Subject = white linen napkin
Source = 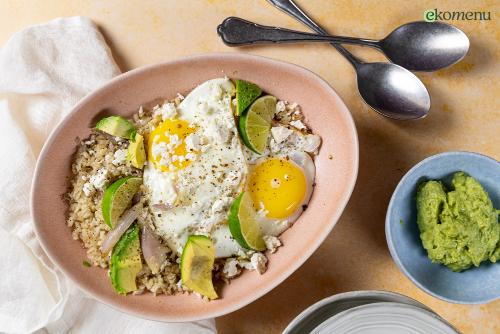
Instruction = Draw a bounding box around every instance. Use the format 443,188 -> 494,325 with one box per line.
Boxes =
0,16 -> 216,334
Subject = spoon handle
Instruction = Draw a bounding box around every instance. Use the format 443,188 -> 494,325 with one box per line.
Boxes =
267,0 -> 361,67
218,17 -> 379,48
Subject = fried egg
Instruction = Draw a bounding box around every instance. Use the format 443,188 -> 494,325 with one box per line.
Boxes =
248,151 -> 315,236
144,78 -> 247,258
144,78 -> 320,259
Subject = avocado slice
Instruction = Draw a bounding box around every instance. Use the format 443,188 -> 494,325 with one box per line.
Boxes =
181,235 -> 218,299
110,224 -> 142,295
235,79 -> 262,116
127,133 -> 146,169
96,115 -> 136,139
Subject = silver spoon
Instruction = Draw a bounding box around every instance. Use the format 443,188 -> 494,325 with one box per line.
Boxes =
218,17 -> 469,72
263,0 -> 431,120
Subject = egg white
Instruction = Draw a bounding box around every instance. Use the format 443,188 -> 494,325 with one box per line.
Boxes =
144,79 -> 319,259
144,78 -> 247,258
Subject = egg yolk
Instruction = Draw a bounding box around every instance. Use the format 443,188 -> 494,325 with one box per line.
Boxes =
248,158 -> 307,219
148,119 -> 196,172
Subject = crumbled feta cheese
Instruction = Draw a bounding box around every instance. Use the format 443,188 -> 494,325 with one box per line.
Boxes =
211,197 -> 232,214
223,258 -> 241,278
185,152 -> 197,161
290,120 -> 306,130
204,120 -> 230,144
263,235 -> 282,253
89,168 -> 108,190
301,134 -> 321,153
158,154 -> 172,168
185,133 -> 201,151
250,253 -> 268,274
276,100 -> 286,113
256,202 -> 269,218
269,138 -> 281,154
152,141 -> 166,158
154,102 -> 177,121
82,182 -> 94,196
112,149 -> 127,166
223,170 -> 241,188
271,126 -> 293,144
171,155 -> 185,163
238,260 -> 253,270
168,134 -> 181,147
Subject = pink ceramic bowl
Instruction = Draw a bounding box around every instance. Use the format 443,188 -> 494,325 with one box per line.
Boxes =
31,53 -> 358,322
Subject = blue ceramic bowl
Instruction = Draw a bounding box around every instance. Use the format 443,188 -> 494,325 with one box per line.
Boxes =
386,151 -> 500,304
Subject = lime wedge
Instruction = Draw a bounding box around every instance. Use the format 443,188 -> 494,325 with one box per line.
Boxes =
102,176 -> 142,228
110,224 -> 142,295
181,235 -> 218,299
228,192 -> 266,251
238,95 -> 276,154
235,79 -> 262,116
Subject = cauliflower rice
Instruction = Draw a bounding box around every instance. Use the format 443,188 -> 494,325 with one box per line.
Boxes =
66,93 -> 317,296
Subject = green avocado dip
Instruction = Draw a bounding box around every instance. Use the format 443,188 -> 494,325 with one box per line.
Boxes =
416,172 -> 500,272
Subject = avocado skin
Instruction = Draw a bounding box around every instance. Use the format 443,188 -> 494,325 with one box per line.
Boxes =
110,224 -> 142,295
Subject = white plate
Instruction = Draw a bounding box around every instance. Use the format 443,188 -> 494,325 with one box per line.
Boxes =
283,290 -> 433,334
311,302 -> 458,334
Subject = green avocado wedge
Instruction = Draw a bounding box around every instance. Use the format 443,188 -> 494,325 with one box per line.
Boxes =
110,224 -> 142,295
180,235 -> 218,299
127,133 -> 146,169
96,115 -> 136,139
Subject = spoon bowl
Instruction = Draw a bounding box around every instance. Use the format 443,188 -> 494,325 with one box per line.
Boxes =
381,21 -> 470,72
356,62 -> 430,120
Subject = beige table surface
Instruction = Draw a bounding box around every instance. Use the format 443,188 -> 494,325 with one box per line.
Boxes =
1,0 -> 498,333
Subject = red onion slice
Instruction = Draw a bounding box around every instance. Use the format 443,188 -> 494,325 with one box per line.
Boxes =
141,225 -> 168,274
100,204 -> 141,254
151,203 -> 172,211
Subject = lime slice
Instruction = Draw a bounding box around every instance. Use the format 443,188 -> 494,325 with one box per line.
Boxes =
228,192 -> 266,251
181,235 -> 218,299
235,79 -> 262,116
110,224 -> 142,295
102,176 -> 142,228
238,95 -> 276,154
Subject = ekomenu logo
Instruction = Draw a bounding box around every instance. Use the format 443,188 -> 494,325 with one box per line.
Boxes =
424,9 -> 492,22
